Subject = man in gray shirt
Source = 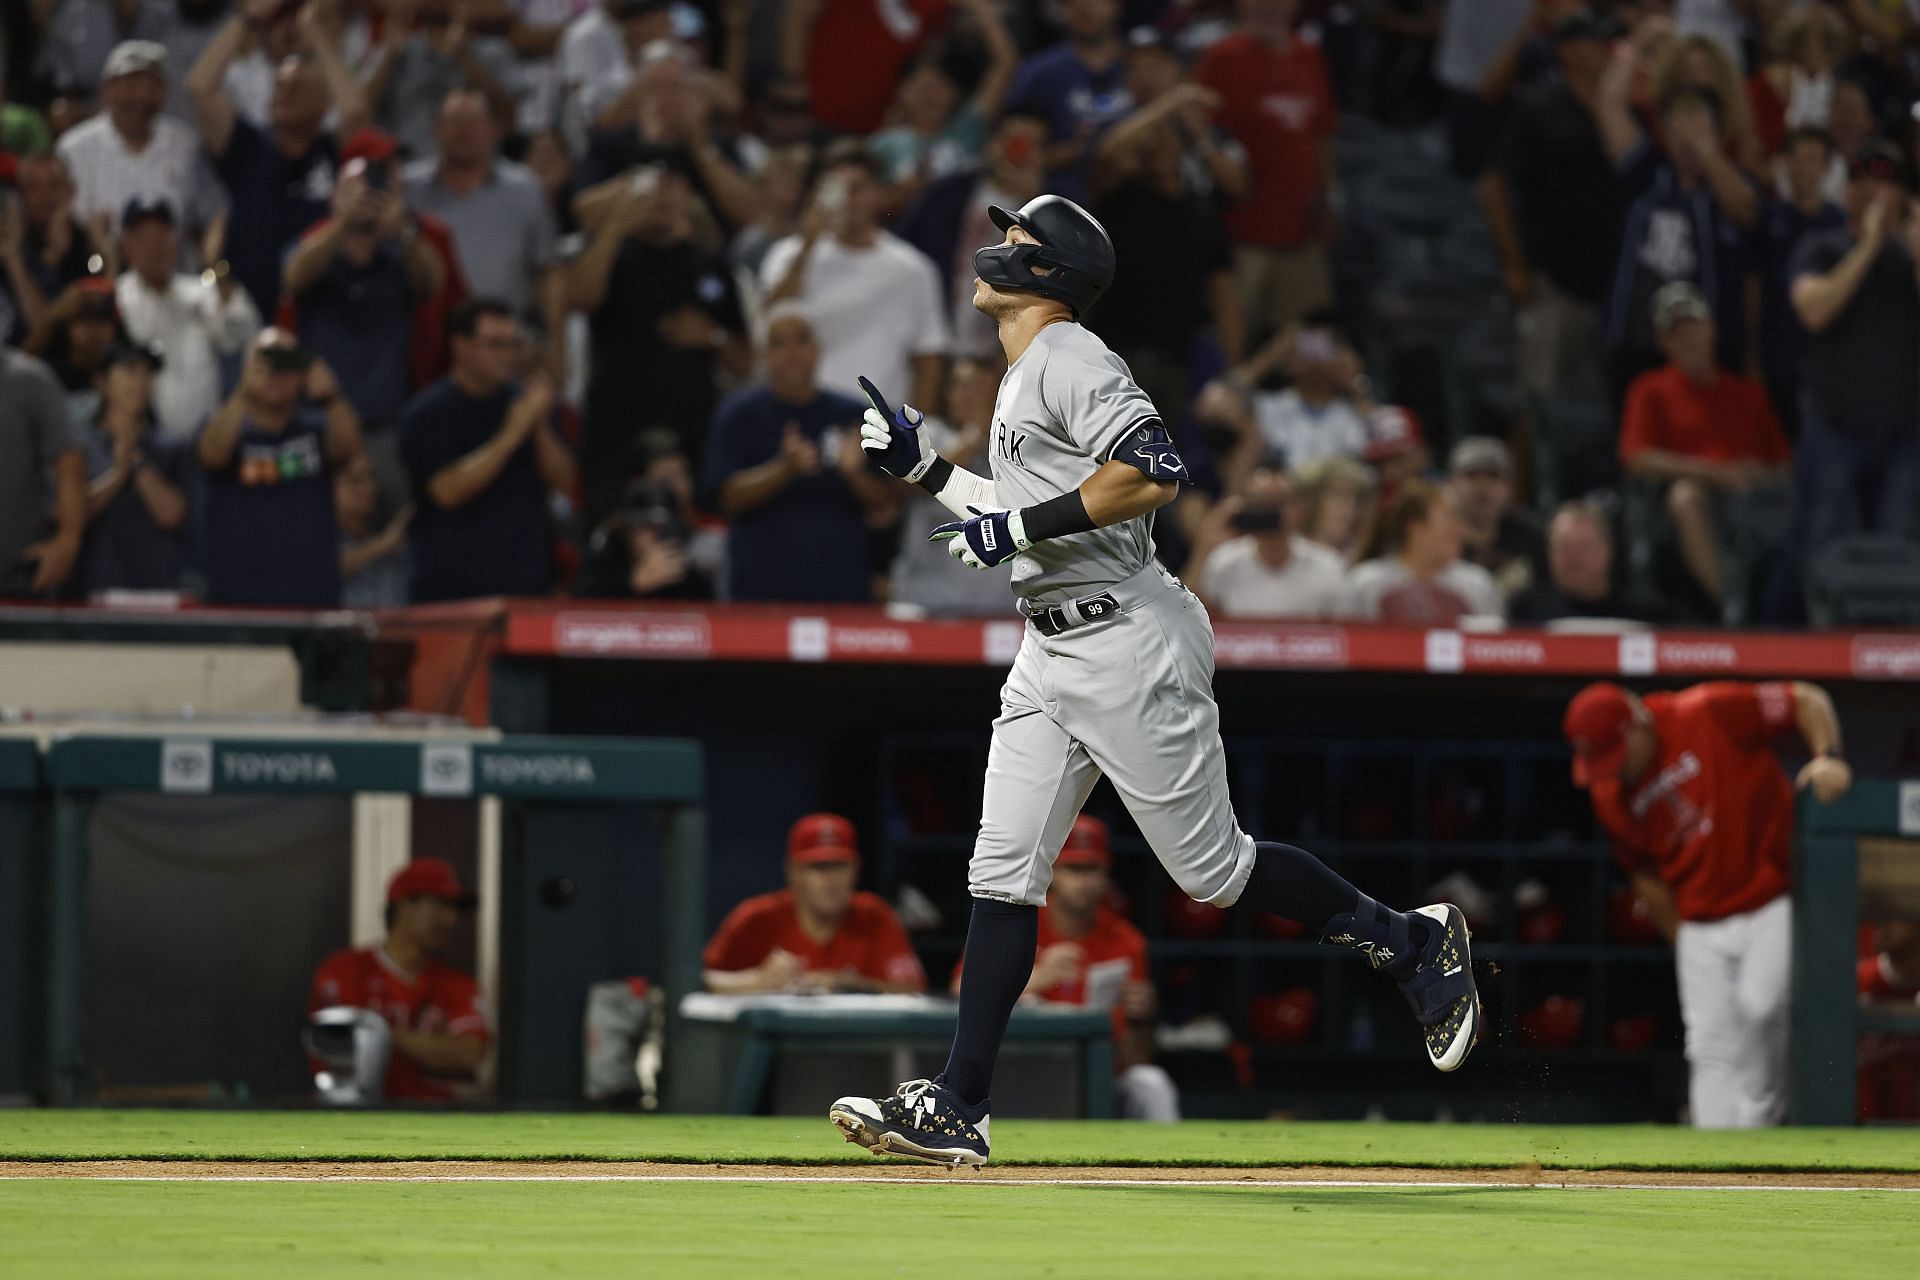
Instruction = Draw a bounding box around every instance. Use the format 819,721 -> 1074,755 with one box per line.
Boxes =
0,347 -> 87,596
360,2 -> 519,160
402,89 -> 557,317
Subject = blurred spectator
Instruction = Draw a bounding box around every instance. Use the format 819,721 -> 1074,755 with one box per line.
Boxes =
1757,127 -> 1844,432
1747,4 -> 1847,159
115,196 -> 262,443
565,39 -> 757,228
1446,435 -> 1544,602
188,3 -> 370,316
871,0 -> 1017,204
404,89 -> 558,322
896,108 -> 1051,362
704,304 -> 895,603
729,142 -> 815,280
1788,142 -> 1920,545
197,328 -> 364,608
1598,21 -> 1759,398
520,127 -> 579,236
0,154 -> 97,344
568,165 -> 748,524
0,343 -> 85,597
284,144 -> 446,494
948,815 -> 1181,1122
1564,678 -> 1850,1127
1186,465 -> 1347,619
21,279 -> 122,425
207,0 -> 315,132
1005,0 -> 1131,201
509,0 -> 600,137
762,139 -> 950,409
1621,282 -> 1788,609
702,813 -> 928,995
573,426 -> 725,598
399,298 -> 574,603
1346,479 -> 1504,623
574,476 -> 716,599
1648,32 -> 1764,173
1089,32 -> 1247,415
1510,499 -> 1669,625
335,452 -> 413,609
1673,0 -> 1748,68
889,356 -> 1013,616
1820,74 -> 1876,202
1195,314 -> 1373,476
557,0 -> 675,149
309,858 -> 489,1102
1195,0 -> 1339,345
40,0 -> 173,104
1291,453 -> 1377,562
785,0 -> 951,139
56,41 -> 228,256
0,72 -> 52,154
1432,0 -> 1531,178
1483,11 -> 1623,394
76,339 -> 190,594
361,0 -> 520,159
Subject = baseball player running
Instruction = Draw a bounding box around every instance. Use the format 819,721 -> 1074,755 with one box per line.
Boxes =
829,196 -> 1479,1166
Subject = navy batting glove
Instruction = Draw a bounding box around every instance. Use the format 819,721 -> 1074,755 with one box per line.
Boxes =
857,376 -> 935,482
929,505 -> 1031,570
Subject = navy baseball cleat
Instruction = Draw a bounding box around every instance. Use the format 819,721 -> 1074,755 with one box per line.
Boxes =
829,1079 -> 991,1166
1398,903 -> 1481,1072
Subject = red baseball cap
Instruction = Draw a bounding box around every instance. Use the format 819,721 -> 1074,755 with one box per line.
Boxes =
342,128 -> 401,166
386,857 -> 475,905
1056,814 -> 1111,870
1564,683 -> 1637,788
788,813 -> 858,865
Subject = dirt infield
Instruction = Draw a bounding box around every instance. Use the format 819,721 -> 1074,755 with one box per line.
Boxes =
6,1160 -> 1918,1189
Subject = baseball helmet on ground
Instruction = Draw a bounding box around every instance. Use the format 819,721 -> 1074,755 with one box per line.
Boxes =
974,195 -> 1116,318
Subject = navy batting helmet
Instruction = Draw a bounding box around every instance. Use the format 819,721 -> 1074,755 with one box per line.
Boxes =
973,195 -> 1116,319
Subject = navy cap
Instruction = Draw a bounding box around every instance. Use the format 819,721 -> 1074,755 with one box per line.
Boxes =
120,196 -> 176,229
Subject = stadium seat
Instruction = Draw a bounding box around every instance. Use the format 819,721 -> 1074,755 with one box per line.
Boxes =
1804,537 -> 1920,626
1527,374 -> 1618,509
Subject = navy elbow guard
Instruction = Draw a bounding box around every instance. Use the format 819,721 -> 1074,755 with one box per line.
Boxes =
1111,419 -> 1187,482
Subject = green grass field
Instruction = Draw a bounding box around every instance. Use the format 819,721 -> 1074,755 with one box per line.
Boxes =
4,1113 -> 1917,1279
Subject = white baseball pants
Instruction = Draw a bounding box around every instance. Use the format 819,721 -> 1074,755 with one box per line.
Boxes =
1675,893 -> 1793,1128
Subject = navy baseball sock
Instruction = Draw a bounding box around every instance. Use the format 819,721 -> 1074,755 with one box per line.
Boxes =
938,897 -> 1038,1113
1245,842 -> 1432,978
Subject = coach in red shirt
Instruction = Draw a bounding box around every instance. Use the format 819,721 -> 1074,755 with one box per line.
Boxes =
703,813 -> 927,994
1565,680 -> 1849,1127
1194,0 -> 1338,343
309,858 -> 489,1101
1620,282 -> 1790,610
949,815 -> 1179,1121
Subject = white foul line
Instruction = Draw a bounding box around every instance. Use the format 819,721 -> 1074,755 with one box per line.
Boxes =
15,1173 -> 1917,1192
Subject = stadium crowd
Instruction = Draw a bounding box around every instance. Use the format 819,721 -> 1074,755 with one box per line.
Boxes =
4,0 -> 1920,627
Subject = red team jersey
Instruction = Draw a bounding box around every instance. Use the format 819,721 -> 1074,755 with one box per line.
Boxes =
953,904 -> 1149,1040
703,890 -> 928,990
309,947 -> 490,1101
1194,31 -> 1337,248
1588,682 -> 1797,922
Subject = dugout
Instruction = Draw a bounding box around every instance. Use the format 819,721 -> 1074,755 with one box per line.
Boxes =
25,729 -> 702,1106
1794,779 -> 1920,1124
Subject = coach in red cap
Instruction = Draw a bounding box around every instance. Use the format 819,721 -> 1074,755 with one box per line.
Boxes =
1564,679 -> 1849,1127
703,814 -> 927,995
308,857 -> 489,1101
949,815 -> 1180,1121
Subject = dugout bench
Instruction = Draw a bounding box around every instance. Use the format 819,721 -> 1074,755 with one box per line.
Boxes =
26,729 -> 703,1105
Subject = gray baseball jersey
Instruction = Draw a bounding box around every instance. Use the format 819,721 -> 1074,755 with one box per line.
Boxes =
987,323 -> 1161,603
965,322 -> 1258,912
